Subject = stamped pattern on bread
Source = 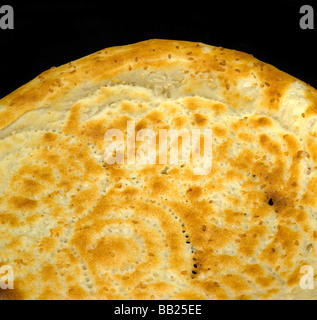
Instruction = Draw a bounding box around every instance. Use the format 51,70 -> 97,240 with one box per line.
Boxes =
0,39 -> 317,299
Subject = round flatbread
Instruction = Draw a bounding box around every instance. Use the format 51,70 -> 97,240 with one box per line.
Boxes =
0,39 -> 317,300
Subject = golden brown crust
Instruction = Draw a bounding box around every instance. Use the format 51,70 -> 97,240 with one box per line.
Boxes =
0,39 -> 309,131
0,39 -> 317,300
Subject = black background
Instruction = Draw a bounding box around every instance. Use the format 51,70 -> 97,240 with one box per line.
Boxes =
0,0 -> 317,99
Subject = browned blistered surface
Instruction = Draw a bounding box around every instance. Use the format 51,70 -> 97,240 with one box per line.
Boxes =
0,39 -> 317,299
